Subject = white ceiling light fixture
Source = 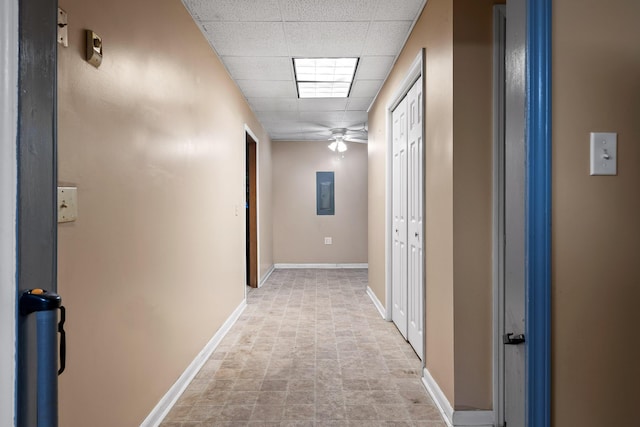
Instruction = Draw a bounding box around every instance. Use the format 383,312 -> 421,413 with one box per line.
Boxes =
328,136 -> 348,153
327,127 -> 364,153
294,57 -> 358,99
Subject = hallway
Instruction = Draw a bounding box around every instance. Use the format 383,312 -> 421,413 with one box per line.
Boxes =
161,269 -> 445,426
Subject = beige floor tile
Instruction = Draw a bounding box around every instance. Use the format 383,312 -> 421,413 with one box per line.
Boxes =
161,269 -> 445,426
283,403 -> 315,421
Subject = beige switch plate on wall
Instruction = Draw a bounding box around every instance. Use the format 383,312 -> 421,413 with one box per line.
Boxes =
58,187 -> 78,223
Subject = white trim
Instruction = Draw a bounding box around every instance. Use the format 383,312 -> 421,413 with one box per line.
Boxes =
384,94 -> 393,322
140,300 -> 247,427
452,411 -> 495,427
422,368 -> 454,426
258,264 -> 274,288
0,0 -> 19,424
422,369 -> 494,427
492,6 -> 507,427
274,263 -> 368,269
366,286 -> 386,319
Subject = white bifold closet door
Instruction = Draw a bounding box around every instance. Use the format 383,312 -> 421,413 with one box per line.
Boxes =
392,92 -> 408,339
392,77 -> 423,360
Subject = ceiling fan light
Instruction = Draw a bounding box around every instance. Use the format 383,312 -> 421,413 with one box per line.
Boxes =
337,141 -> 347,152
328,141 -> 338,151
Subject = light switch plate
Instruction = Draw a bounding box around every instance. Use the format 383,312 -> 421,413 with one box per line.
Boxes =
324,237 -> 332,245
590,132 -> 617,176
58,187 -> 78,223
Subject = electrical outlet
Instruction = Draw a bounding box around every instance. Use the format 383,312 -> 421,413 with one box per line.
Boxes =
324,237 -> 332,245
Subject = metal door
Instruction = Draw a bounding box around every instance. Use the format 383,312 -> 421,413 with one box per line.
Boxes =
504,0 -> 527,425
16,0 -> 59,425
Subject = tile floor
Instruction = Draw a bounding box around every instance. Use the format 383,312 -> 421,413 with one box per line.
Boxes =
161,269 -> 445,427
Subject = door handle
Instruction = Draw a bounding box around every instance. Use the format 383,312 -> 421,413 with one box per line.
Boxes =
415,232 -> 419,238
503,333 -> 525,345
58,306 -> 66,375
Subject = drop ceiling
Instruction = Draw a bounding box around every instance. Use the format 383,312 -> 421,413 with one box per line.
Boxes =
182,0 -> 427,141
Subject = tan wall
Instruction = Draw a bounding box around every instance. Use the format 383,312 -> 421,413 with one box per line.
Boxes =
368,0 -> 498,409
56,0 -> 272,425
452,0 -> 498,410
272,141 -> 368,264
552,1 -> 640,425
368,0 -> 456,403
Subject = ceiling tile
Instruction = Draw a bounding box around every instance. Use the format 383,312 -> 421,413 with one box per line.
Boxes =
349,79 -> 383,98
223,57 -> 293,81
262,120 -> 301,133
279,0 -> 376,22
374,0 -> 425,21
185,0 -> 282,21
362,21 -> 413,56
203,22 -> 288,57
183,0 -> 426,142
356,56 -> 395,80
341,111 -> 369,126
299,111 -> 346,127
298,98 -> 349,112
272,131 -> 328,141
248,97 -> 299,112
236,80 -> 297,98
346,97 -> 373,111
284,22 -> 369,57
256,111 -> 300,121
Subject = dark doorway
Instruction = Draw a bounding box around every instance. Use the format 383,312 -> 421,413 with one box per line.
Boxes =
246,133 -> 258,288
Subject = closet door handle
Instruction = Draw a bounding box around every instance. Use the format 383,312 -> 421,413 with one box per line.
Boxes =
503,333 -> 526,345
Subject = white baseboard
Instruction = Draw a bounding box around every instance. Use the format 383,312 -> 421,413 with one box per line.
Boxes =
140,300 -> 247,427
258,265 -> 275,288
452,410 -> 494,427
422,368 -> 454,426
274,263 -> 368,269
422,368 -> 494,427
366,286 -> 386,319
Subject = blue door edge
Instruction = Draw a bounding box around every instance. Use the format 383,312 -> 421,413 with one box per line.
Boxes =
526,0 -> 552,426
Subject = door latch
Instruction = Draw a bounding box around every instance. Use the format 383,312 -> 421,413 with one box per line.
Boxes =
503,333 -> 525,345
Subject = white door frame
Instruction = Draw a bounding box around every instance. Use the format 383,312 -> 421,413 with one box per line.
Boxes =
492,5 -> 507,427
244,124 -> 260,297
385,49 -> 425,355
0,0 -> 19,424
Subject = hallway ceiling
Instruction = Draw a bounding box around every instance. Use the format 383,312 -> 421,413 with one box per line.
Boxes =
182,0 -> 426,142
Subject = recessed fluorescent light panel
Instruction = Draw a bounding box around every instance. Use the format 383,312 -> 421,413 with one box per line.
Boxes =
294,57 -> 358,98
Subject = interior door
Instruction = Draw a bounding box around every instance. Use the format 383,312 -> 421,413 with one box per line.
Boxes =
246,133 -> 258,288
406,77 -> 424,360
16,0 -> 59,425
392,97 -> 408,339
504,0 -> 526,424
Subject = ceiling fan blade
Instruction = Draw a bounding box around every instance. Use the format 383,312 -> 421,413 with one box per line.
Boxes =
344,136 -> 368,143
345,122 -> 368,133
346,130 -> 368,137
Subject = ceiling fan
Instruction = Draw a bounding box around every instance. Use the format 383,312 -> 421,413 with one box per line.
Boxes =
328,127 -> 367,153
329,126 -> 368,143
272,122 -> 368,144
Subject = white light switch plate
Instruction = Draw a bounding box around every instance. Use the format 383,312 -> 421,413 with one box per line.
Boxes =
324,237 -> 332,245
58,187 -> 78,223
590,132 -> 617,176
